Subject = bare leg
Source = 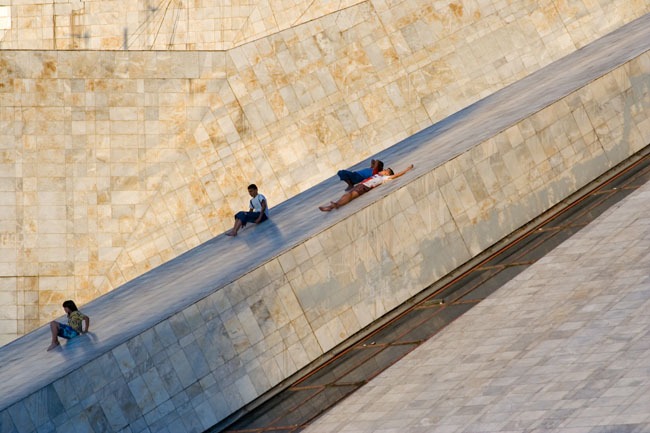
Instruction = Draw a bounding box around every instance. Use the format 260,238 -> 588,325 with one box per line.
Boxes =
47,322 -> 60,351
334,191 -> 358,207
344,179 -> 354,191
319,201 -> 340,212
226,219 -> 244,236
319,191 -> 359,211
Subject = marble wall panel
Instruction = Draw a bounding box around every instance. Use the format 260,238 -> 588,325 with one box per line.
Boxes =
1,48 -> 649,433
0,0 -> 648,52
0,0 -> 366,51
0,0 -> 647,52
1,2 -> 650,345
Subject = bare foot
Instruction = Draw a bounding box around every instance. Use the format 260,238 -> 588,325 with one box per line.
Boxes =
319,205 -> 332,212
47,341 -> 60,351
330,201 -> 339,209
345,185 -> 353,192
225,230 -> 237,237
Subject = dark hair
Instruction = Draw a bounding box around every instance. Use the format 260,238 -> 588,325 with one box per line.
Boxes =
62,300 -> 78,312
387,168 -> 394,175
248,184 -> 258,190
376,160 -> 384,171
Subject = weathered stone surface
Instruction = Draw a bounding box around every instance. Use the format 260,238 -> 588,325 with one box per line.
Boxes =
0,14 -> 649,432
1,2 -> 650,346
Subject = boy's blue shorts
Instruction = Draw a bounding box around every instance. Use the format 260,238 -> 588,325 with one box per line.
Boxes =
57,323 -> 79,339
337,170 -> 365,185
235,211 -> 268,226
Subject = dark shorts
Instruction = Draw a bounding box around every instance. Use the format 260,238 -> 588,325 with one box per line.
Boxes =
337,170 -> 365,185
57,323 -> 79,339
351,183 -> 371,195
235,211 -> 268,226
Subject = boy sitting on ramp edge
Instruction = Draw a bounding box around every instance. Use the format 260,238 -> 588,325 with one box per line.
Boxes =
47,300 -> 89,351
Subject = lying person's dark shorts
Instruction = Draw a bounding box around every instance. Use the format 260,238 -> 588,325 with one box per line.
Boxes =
351,183 -> 371,195
57,323 -> 79,339
235,211 -> 268,226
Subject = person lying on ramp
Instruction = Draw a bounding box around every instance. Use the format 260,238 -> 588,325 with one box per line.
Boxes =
337,159 -> 383,191
319,164 -> 414,212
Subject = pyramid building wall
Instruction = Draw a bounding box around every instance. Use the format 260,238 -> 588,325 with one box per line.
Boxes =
0,0 -> 648,344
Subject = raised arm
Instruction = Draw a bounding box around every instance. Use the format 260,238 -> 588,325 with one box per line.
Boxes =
82,315 -> 90,334
389,164 -> 414,180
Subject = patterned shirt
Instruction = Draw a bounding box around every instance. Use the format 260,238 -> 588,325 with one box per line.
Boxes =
362,175 -> 390,188
68,311 -> 87,334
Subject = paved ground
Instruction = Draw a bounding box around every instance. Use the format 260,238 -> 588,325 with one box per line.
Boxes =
304,164 -> 650,432
1,12 -> 649,415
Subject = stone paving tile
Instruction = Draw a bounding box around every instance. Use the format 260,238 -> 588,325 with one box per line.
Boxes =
304,173 -> 650,432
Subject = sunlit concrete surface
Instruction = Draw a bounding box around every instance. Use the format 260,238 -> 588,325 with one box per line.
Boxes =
305,173 -> 650,433
3,1 -> 650,345
1,0 -> 647,50
1,13 -> 650,433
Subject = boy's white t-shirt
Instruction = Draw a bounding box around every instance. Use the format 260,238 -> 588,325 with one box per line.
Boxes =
250,194 -> 269,217
362,175 -> 390,188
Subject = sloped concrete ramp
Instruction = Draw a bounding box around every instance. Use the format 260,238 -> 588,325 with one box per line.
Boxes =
1,13 -> 650,433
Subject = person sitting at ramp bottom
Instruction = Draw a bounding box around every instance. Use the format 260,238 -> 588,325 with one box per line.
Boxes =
319,164 -> 414,212
47,300 -> 89,351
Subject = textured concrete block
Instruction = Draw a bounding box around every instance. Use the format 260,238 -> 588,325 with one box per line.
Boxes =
175,402 -> 202,433
182,341 -> 210,380
22,386 -> 63,431
7,405 -> 32,433
168,350 -> 196,389
83,403 -> 110,433
97,392 -> 128,432
112,344 -> 137,376
127,376 -> 156,414
0,410 -> 17,433
82,352 -> 122,393
139,329 -> 164,358
152,322 -> 177,347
